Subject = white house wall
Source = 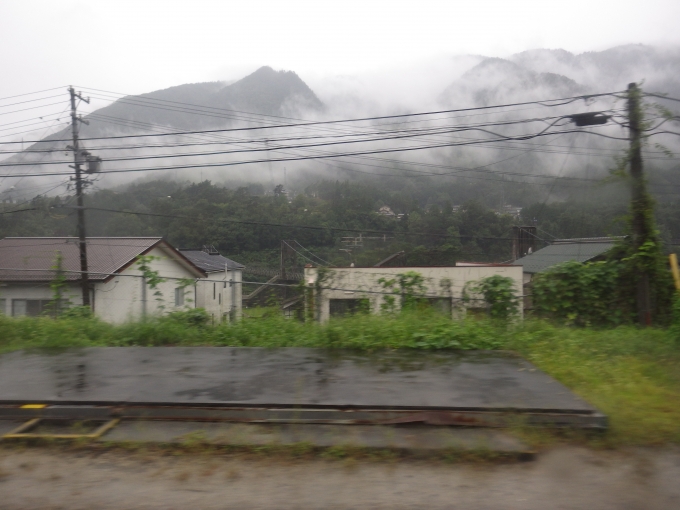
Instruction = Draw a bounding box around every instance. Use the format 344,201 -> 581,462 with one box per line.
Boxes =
304,266 -> 524,322
1,246 -> 202,323
94,246 -> 201,323
0,283 -> 83,315
196,269 -> 243,323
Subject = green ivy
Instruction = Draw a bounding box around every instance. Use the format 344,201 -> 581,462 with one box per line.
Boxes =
532,260 -> 630,326
378,271 -> 427,313
464,275 -> 519,321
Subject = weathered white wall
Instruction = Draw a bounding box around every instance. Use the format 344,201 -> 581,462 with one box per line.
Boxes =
304,266 -> 524,322
1,246 -> 205,324
0,283 -> 83,315
196,269 -> 243,323
95,246 -> 201,323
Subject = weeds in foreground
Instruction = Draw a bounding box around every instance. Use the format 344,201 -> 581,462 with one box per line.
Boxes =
0,312 -> 678,447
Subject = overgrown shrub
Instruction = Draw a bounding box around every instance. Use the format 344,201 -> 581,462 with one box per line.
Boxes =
165,308 -> 210,327
531,260 -> 628,326
60,306 -> 95,319
464,275 -> 520,321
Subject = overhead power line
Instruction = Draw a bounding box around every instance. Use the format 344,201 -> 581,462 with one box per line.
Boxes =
0,94 -> 66,109
0,108 -> 629,155
0,115 -> 577,166
644,93 -> 680,103
0,86 -> 67,102
0,90 -> 624,146
78,85 -> 621,124
0,101 -> 68,117
0,125 -> 631,178
54,205 -> 533,242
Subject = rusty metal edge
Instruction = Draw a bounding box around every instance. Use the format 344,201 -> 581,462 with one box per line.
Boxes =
0,405 -> 607,429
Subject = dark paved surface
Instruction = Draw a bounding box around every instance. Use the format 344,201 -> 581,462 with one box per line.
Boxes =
0,347 -> 596,412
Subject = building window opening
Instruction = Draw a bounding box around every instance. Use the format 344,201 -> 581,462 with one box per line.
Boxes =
175,288 -> 184,307
12,299 -> 67,317
329,298 -> 370,318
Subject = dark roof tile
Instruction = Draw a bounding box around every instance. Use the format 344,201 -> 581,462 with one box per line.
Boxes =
178,249 -> 244,272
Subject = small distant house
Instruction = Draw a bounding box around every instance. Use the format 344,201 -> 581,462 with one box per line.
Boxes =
497,205 -> 522,219
178,246 -> 245,323
304,265 -> 523,322
0,237 -> 207,323
377,206 -> 404,219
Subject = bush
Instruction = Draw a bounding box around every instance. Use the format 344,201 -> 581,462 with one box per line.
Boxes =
165,308 -> 210,327
464,275 -> 520,321
60,306 -> 95,320
532,260 -> 630,326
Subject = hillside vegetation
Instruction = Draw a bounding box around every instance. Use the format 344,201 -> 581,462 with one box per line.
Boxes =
3,177 -> 680,269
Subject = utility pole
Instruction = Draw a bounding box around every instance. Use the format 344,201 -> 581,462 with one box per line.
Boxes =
627,82 -> 653,325
68,86 -> 91,308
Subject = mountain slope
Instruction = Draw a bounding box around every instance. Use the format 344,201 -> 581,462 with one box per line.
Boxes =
440,57 -> 586,106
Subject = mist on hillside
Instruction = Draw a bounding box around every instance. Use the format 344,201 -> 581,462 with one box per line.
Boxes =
2,44 -> 680,219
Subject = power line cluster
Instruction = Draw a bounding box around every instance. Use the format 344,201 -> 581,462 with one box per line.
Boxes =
1,85 -> 679,241
0,86 -> 677,193
0,265 -> 500,301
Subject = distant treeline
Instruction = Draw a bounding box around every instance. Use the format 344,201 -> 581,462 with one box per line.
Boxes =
2,176 -> 680,268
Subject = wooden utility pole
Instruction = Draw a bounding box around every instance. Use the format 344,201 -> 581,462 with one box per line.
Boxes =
68,86 -> 91,308
627,82 -> 653,325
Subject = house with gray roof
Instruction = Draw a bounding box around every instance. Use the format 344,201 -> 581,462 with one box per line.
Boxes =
513,237 -> 619,283
0,237 -> 208,323
178,246 -> 245,323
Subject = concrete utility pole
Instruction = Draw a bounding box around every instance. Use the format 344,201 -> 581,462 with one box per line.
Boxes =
68,86 -> 91,308
627,82 -> 653,325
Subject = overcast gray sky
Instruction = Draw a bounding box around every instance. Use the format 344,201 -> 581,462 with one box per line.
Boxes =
2,0 -> 680,101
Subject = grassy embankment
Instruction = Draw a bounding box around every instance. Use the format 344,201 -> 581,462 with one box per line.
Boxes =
0,311 -> 678,447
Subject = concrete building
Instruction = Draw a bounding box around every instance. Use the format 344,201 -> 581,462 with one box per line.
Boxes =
0,237 -> 208,323
178,246 -> 244,323
304,265 -> 523,322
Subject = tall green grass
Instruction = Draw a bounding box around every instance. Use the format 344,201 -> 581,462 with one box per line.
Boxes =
0,310 -> 506,351
0,311 -> 678,445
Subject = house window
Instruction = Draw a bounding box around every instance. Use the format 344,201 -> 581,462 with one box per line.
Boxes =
12,299 -> 62,317
174,288 -> 184,307
329,299 -> 370,318
213,283 -> 216,300
0,299 -> 5,315
219,293 -> 221,304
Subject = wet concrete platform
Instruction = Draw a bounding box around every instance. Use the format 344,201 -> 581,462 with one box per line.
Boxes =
0,347 -> 599,416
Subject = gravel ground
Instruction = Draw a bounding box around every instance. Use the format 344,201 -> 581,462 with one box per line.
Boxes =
0,445 -> 679,509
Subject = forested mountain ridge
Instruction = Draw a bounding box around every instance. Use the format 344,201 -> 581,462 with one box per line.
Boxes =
3,178 -> 680,269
